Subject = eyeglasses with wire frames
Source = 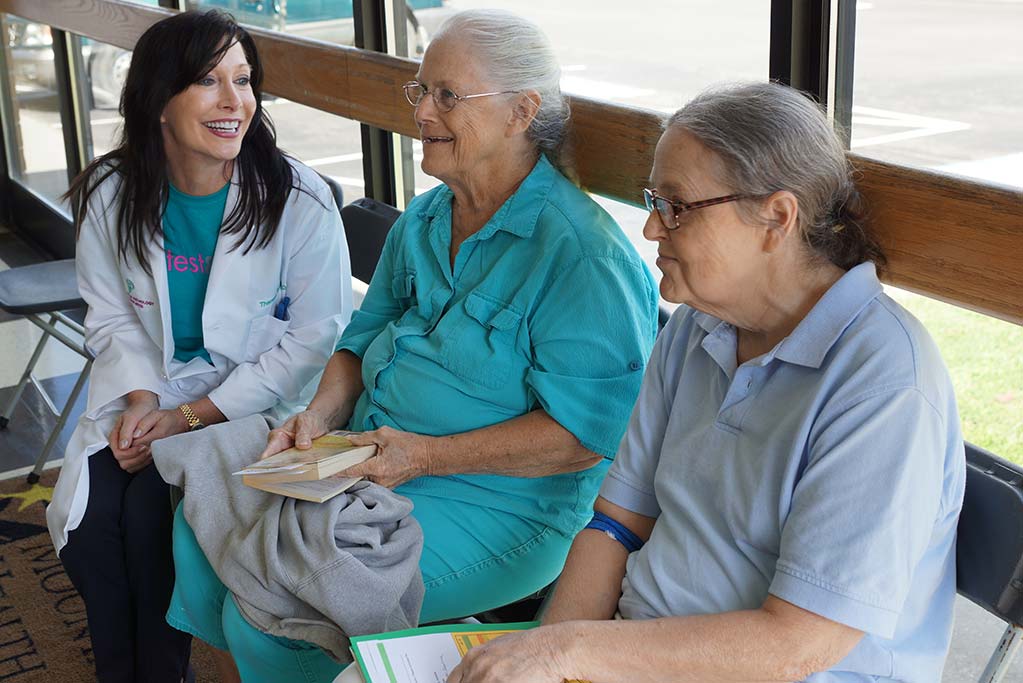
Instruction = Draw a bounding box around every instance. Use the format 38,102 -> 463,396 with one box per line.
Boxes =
402,81 -> 520,113
643,187 -> 753,230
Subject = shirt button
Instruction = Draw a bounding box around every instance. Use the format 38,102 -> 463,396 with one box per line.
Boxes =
629,360 -> 642,371
746,379 -> 753,389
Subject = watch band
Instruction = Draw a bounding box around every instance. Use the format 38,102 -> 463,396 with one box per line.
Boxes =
179,403 -> 205,431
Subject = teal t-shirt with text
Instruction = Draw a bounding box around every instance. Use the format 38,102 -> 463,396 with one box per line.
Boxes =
163,182 -> 228,364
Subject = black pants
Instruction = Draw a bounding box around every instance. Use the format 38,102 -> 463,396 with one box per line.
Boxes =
60,448 -> 192,683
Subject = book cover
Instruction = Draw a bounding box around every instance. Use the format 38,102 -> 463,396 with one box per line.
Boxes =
234,432 -> 376,501
244,474 -> 364,503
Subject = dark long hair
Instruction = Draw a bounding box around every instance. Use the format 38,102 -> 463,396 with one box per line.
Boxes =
66,10 -> 296,275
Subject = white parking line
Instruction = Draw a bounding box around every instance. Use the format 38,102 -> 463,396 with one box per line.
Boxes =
937,153 -> 1023,189
327,174 -> 369,187
51,116 -> 121,129
561,75 -> 654,100
850,106 -> 970,148
305,152 -> 364,167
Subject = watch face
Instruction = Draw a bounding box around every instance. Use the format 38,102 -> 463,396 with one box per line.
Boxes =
189,422 -> 205,431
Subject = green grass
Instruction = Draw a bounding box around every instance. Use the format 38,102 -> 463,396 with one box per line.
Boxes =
886,287 -> 1023,465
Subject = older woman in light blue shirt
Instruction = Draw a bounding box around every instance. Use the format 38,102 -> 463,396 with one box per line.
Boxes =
166,9 -> 657,683
452,82 -> 965,683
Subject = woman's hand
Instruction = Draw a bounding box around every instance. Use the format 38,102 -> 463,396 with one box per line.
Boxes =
341,426 -> 434,489
447,626 -> 577,683
133,408 -> 191,447
258,409 -> 331,460
108,390 -> 159,473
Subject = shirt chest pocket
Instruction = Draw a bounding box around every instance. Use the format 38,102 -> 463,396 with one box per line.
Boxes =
444,292 -> 523,390
245,315 -> 289,360
391,269 -> 433,326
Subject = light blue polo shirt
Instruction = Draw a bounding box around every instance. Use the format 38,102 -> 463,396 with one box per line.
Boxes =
601,262 -> 965,682
338,154 -> 659,536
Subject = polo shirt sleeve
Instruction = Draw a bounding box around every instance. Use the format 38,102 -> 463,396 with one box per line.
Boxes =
335,218 -> 406,358
769,387 -> 948,638
525,255 -> 658,459
598,317 -> 677,518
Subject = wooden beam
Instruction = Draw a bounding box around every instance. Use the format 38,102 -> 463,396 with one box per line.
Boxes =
2,0 -> 1020,323
853,157 -> 1023,325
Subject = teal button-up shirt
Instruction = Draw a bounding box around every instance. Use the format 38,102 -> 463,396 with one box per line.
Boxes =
338,155 -> 658,534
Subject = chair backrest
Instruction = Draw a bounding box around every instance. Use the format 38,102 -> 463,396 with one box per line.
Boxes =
957,442 -> 1023,627
318,173 -> 345,214
340,197 -> 402,285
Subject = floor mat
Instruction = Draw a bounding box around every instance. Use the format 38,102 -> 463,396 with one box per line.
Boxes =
0,469 -> 215,681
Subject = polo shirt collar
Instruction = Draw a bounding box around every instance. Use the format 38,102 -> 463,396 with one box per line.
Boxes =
419,154 -> 556,241
692,261 -> 883,370
773,261 -> 883,368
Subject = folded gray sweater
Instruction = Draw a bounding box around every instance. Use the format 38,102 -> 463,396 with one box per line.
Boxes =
152,414 -> 425,661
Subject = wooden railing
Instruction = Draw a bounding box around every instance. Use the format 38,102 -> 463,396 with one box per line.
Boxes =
2,0 -> 1021,323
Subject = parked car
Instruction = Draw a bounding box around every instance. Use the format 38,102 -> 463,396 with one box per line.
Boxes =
84,0 -> 449,108
6,18 -> 56,91
8,1 -> 447,107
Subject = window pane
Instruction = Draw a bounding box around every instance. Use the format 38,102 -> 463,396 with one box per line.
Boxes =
185,1 -> 368,199
268,98 -> 366,204
402,0 -> 769,302
2,16 -> 68,204
74,36 -> 129,162
852,0 -> 1023,188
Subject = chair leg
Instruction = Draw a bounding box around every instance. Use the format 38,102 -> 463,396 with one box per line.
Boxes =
980,623 -> 1023,683
27,358 -> 91,485
0,314 -> 57,429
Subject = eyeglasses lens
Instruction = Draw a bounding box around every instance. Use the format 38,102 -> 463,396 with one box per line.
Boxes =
435,89 -> 458,112
643,189 -> 677,230
404,83 -> 425,106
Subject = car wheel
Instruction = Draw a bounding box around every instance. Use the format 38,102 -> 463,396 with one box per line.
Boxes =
89,45 -> 131,109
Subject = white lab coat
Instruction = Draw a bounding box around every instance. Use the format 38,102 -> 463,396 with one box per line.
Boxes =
47,160 -> 353,554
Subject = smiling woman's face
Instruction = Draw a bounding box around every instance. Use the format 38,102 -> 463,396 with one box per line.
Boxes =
412,38 -> 519,185
160,41 -> 255,175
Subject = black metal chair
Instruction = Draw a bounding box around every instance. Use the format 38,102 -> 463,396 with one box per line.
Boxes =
957,442 -> 1023,681
317,173 -> 345,215
0,259 -> 92,483
339,197 -> 401,286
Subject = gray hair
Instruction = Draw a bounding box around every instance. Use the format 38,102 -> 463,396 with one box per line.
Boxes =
668,82 -> 885,271
433,9 -> 569,168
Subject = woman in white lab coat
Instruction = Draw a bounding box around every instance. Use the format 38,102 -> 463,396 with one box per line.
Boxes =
46,10 -> 351,682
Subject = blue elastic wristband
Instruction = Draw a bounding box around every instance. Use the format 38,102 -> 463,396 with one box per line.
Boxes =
584,511 -> 644,553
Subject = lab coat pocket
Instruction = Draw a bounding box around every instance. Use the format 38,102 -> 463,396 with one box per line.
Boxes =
245,315 -> 290,360
445,292 -> 522,390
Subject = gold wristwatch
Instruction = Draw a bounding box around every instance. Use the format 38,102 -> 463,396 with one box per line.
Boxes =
179,403 -> 205,431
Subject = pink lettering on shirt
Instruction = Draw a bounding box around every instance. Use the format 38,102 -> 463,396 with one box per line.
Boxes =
165,249 -> 214,273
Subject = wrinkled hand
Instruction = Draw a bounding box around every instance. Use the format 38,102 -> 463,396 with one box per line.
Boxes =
447,627 -> 574,683
109,391 -> 159,473
341,426 -> 434,489
258,409 -> 331,460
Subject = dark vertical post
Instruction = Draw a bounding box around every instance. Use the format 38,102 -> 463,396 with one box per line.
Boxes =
0,16 -> 15,226
833,0 -> 857,148
354,0 -> 398,206
770,0 -> 829,103
51,29 -> 86,182
770,0 -> 856,148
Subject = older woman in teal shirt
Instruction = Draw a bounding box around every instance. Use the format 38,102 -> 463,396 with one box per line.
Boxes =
167,8 -> 657,683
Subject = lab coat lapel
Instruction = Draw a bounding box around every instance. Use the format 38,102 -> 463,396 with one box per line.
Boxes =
146,232 -> 174,372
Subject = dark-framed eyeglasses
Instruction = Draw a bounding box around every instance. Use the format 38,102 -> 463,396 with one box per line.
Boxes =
643,187 -> 753,230
402,81 -> 519,113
